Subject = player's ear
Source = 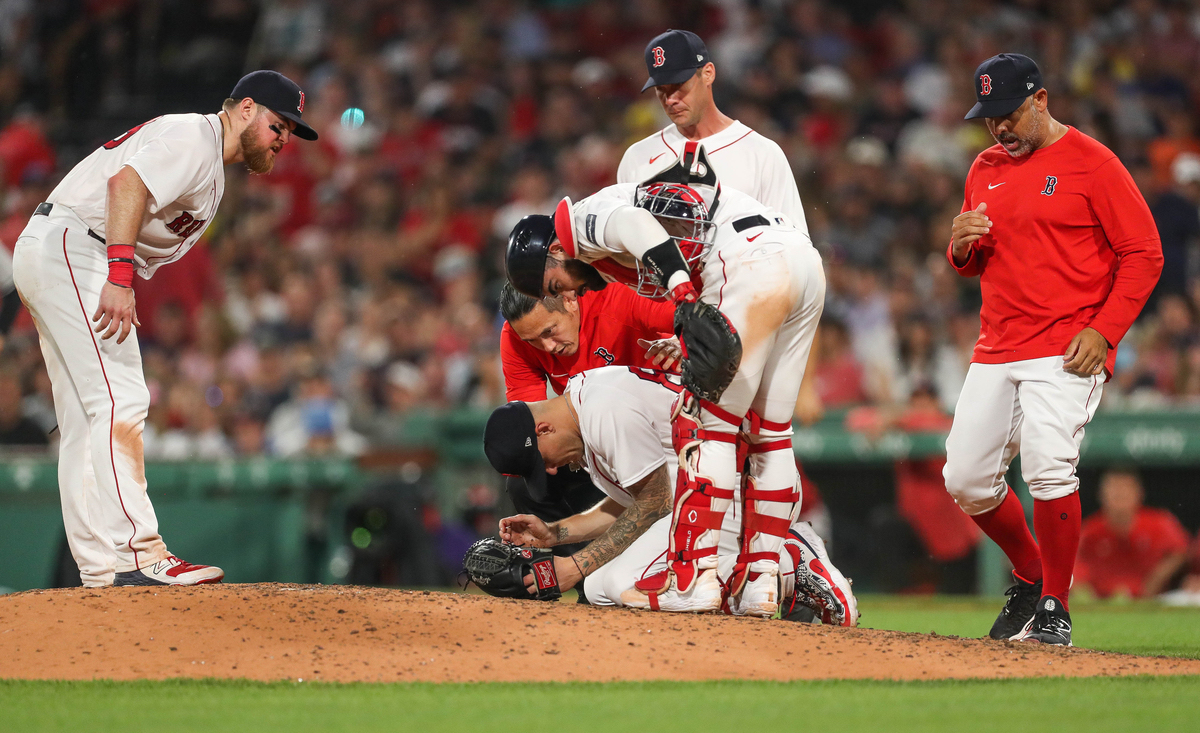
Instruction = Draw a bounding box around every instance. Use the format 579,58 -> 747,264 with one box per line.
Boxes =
548,242 -> 565,256
535,421 -> 555,437
701,63 -> 716,87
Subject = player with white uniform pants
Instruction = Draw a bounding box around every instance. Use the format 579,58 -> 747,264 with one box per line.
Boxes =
621,30 -> 832,603
11,71 -> 317,587
505,144 -> 825,617
484,365 -> 856,624
617,29 -> 805,229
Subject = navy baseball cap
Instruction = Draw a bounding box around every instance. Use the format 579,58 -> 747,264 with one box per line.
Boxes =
484,402 -> 548,500
965,54 -> 1044,120
231,70 -> 318,141
642,30 -> 711,92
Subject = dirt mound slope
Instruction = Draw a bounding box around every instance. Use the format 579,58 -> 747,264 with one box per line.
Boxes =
0,584 -> 1195,683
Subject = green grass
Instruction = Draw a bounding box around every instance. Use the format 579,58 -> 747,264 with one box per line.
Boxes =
856,595 -> 1200,659
2,677 -> 1199,733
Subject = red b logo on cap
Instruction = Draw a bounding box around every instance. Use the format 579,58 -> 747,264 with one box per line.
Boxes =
980,74 -> 992,96
652,46 -> 666,68
298,91 -> 305,113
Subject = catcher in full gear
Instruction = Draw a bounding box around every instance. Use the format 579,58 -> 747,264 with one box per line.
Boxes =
505,145 -> 826,617
466,366 -> 857,626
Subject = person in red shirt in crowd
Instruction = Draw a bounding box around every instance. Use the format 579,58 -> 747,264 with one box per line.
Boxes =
498,280 -> 675,555
945,55 -> 1163,645
847,383 -> 979,593
1076,469 -> 1190,599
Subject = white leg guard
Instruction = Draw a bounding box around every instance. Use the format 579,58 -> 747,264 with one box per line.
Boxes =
727,412 -> 799,617
623,392 -> 739,613
781,521 -> 858,626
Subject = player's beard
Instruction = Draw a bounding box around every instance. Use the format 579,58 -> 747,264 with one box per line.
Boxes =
562,259 -> 607,296
240,126 -> 277,174
995,111 -> 1043,158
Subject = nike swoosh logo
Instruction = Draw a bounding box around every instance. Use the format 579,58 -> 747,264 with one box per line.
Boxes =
746,232 -> 762,241
649,153 -> 666,165
988,182 -> 1006,189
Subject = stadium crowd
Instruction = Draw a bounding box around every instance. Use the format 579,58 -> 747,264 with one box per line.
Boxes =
5,1 -> 1200,588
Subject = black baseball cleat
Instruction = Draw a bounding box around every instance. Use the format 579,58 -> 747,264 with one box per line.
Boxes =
1023,595 -> 1073,646
988,572 -> 1042,640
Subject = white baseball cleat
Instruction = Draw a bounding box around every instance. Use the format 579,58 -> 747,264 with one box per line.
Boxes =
620,568 -> 723,612
727,566 -> 781,618
782,525 -> 858,627
112,556 -> 225,586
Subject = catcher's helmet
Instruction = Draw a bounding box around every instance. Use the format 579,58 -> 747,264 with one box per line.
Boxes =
506,214 -> 556,297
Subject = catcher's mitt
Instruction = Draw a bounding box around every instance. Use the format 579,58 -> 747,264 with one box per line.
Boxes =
462,537 -> 562,601
674,300 -> 742,403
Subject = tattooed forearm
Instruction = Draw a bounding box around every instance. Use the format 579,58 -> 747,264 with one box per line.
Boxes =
555,524 -> 570,544
574,466 -> 672,576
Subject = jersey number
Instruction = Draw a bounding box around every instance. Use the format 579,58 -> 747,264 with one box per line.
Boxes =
103,122 -> 151,150
166,212 -> 206,238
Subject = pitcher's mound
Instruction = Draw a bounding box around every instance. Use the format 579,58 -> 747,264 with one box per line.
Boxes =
0,584 -> 1195,683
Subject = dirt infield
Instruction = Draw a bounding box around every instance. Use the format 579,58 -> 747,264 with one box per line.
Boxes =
0,583 -> 1196,683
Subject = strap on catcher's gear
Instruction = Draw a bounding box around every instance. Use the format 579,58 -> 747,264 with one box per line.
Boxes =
650,391 -> 742,596
726,410 -> 799,597
462,537 -> 563,601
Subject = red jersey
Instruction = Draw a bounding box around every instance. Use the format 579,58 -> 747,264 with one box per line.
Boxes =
501,284 -> 675,402
950,128 -> 1163,375
1076,507 -> 1190,598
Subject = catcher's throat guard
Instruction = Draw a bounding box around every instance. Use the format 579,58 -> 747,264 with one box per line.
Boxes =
462,537 -> 563,601
633,142 -> 721,299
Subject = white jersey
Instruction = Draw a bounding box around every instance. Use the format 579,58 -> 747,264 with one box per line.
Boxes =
565,367 -> 680,507
617,120 -> 807,231
561,182 -> 807,286
47,113 -> 226,279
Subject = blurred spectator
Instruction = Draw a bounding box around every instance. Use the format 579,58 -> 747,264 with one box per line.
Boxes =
812,320 -> 868,408
266,367 -> 366,457
846,384 -> 978,593
1183,533 -> 1200,593
1076,469 -> 1190,599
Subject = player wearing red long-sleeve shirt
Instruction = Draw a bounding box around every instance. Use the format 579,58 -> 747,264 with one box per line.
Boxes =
497,281 -> 675,555
500,280 -> 675,402
944,54 -> 1162,646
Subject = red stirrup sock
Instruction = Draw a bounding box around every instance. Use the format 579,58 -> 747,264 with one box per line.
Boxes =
1033,492 -> 1081,610
970,487 -> 1042,583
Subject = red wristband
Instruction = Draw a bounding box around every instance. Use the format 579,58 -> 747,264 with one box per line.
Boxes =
669,282 -> 698,303
107,245 -> 135,288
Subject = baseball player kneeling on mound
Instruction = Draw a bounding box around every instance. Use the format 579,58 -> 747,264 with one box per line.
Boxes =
473,366 -> 856,625
506,145 -> 825,617
12,71 -> 317,587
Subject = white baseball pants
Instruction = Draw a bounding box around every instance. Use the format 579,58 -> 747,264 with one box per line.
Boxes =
943,356 -> 1103,515
582,513 -> 811,606
12,208 -> 168,586
691,236 -> 826,575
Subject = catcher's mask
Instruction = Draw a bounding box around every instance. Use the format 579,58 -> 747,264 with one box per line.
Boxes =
634,141 -> 720,298
506,214 -> 556,298
633,182 -> 716,297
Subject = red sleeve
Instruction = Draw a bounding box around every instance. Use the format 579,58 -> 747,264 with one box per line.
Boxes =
500,324 -> 551,402
622,286 -> 676,336
1087,157 -> 1164,347
1153,510 -> 1191,555
948,163 -> 984,277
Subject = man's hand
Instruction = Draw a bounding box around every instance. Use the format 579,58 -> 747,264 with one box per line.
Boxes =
950,202 -> 991,265
92,281 -> 140,343
524,555 -> 581,594
1063,327 -> 1109,377
499,514 -> 557,547
638,337 -> 682,372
